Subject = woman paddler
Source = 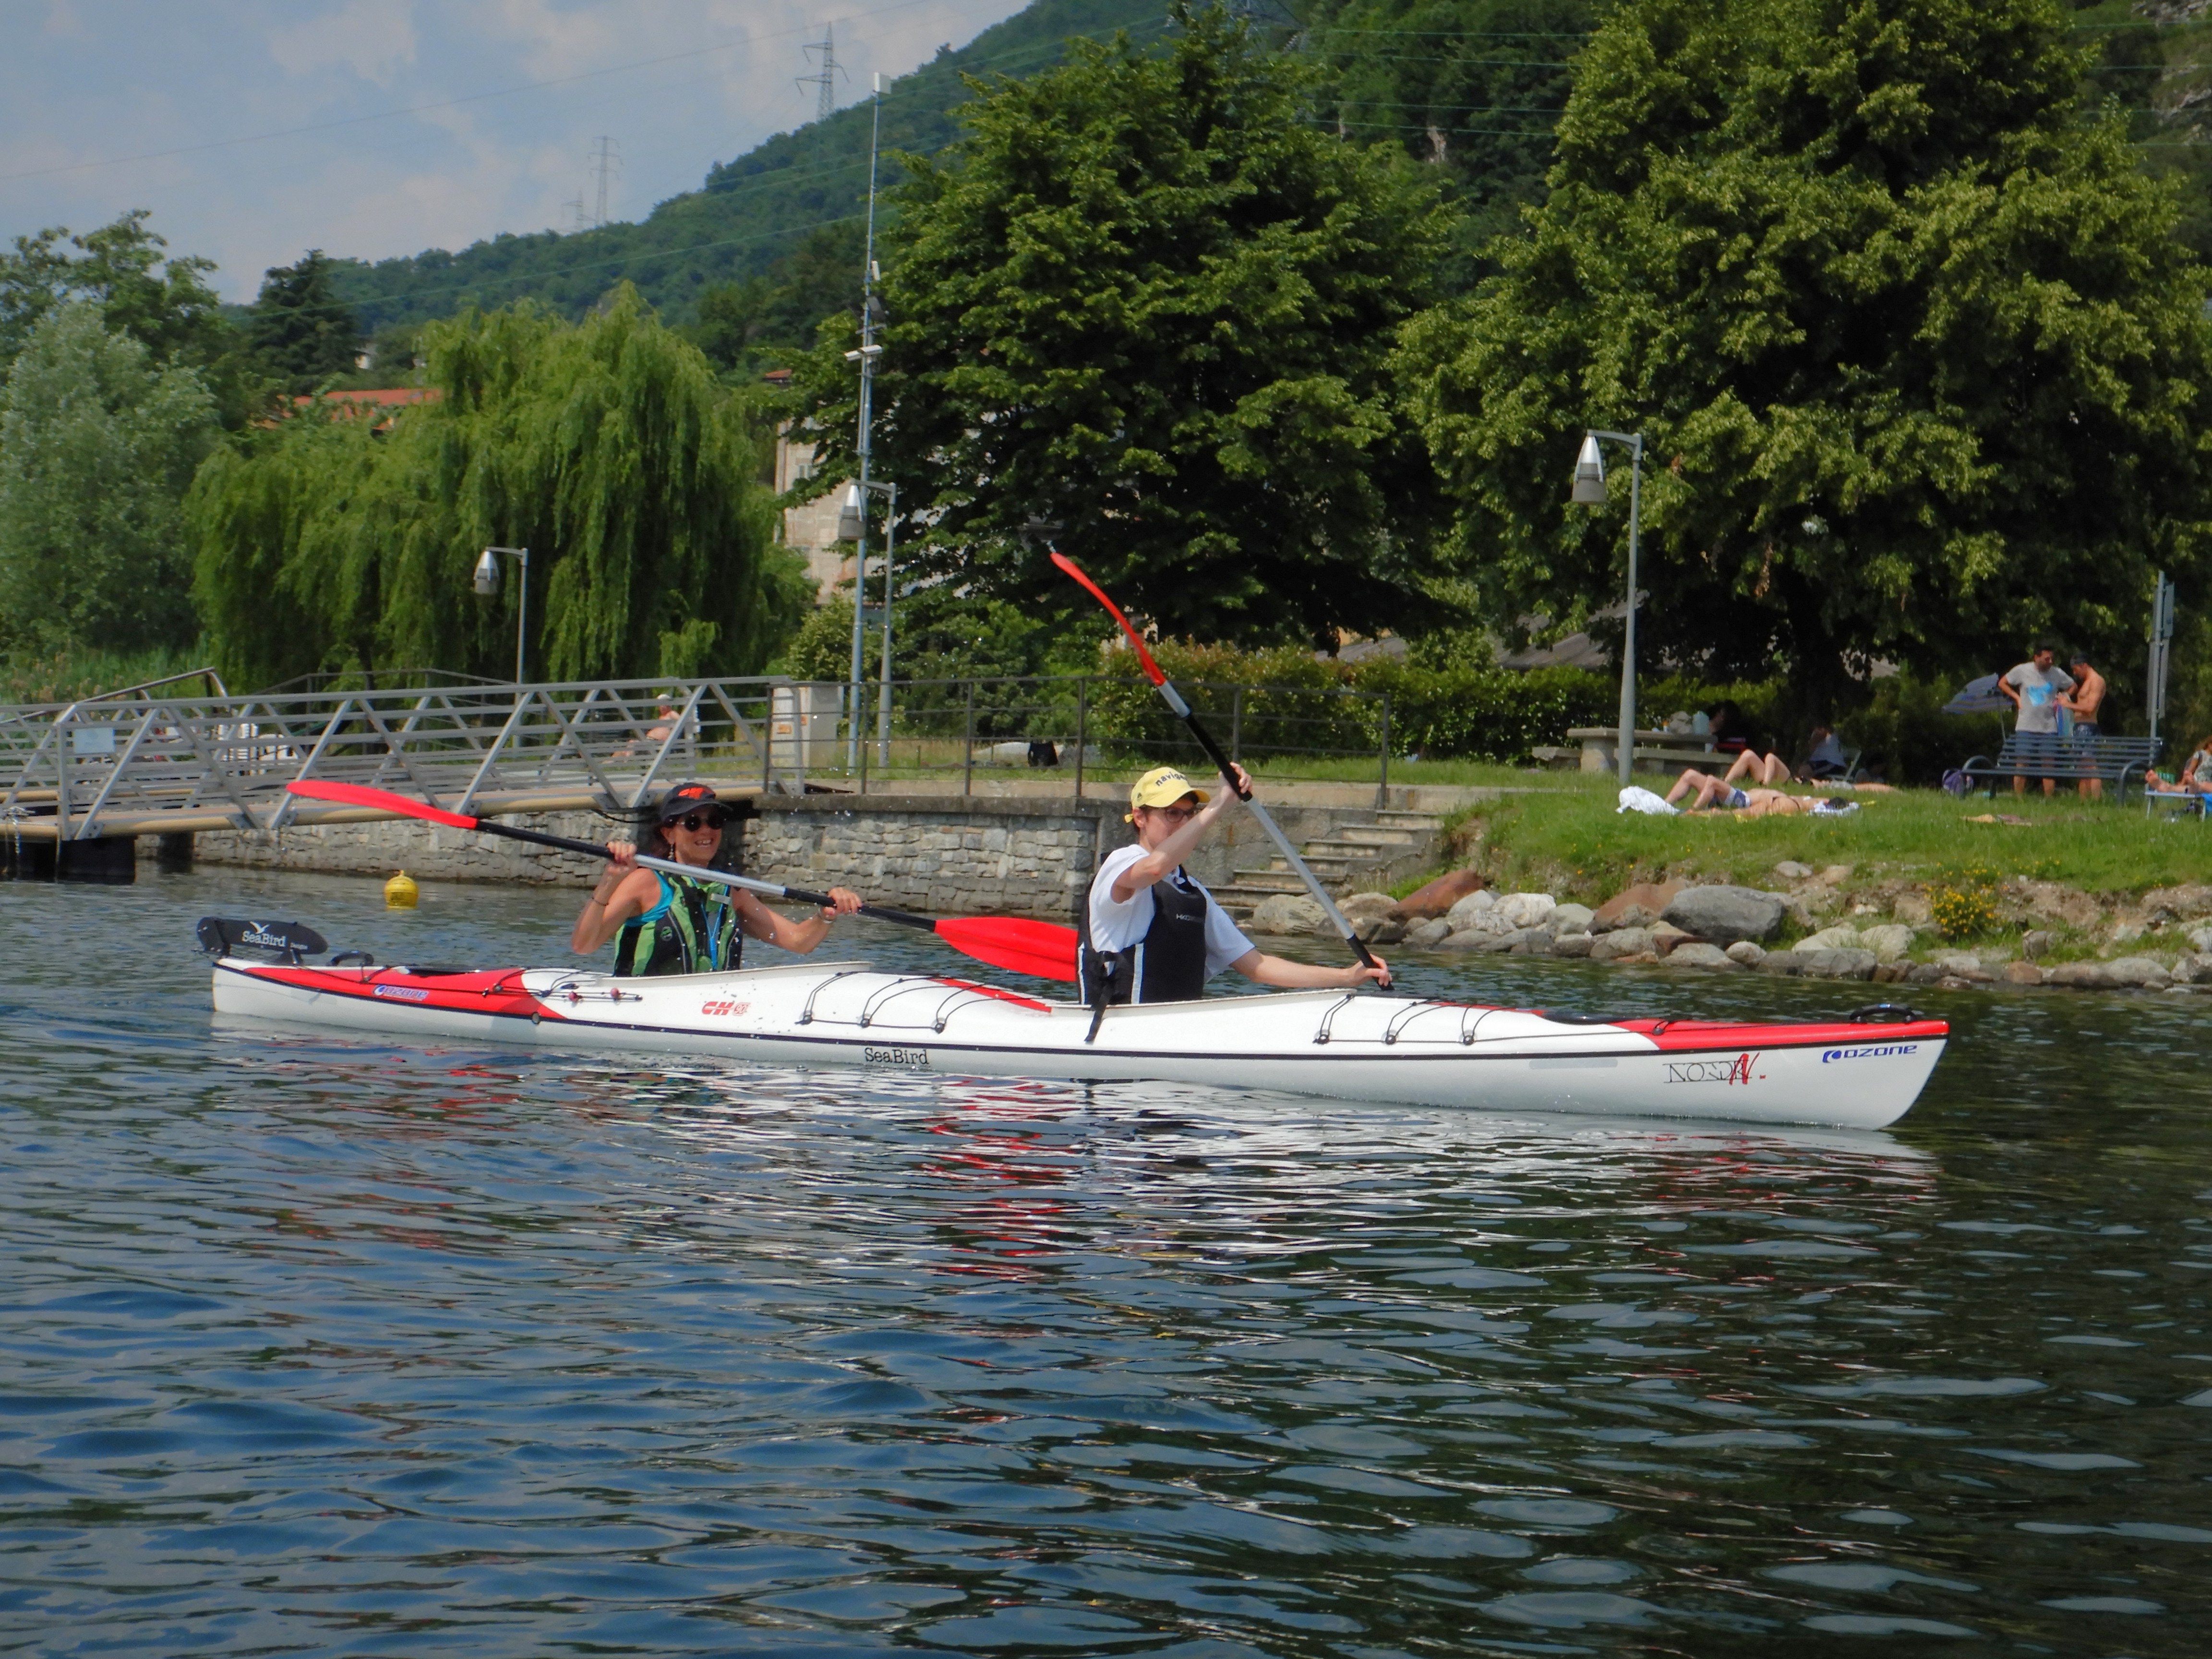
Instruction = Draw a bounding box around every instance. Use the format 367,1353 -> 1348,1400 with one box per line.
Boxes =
1081,765 -> 1389,1011
570,781 -> 863,975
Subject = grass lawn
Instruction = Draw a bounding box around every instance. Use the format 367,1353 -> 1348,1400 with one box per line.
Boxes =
1428,775 -> 2212,905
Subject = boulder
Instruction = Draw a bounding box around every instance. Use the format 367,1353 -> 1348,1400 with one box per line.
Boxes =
1817,864 -> 1855,886
1589,927 -> 1656,962
1403,918 -> 1453,948
1872,962 -> 1911,983
2004,961 -> 2046,985
1892,892 -> 1933,926
1590,881 -> 1683,933
1340,891 -> 1398,922
2104,956 -> 2172,989
2145,884 -> 2212,923
1471,933 -> 1524,953
1506,929 -> 1556,955
1665,941 -> 1739,969
1796,947 -> 1878,980
2172,953 -> 2212,984
2190,926 -> 2212,955
1933,952 -> 1984,976
1858,924 -> 1914,963
1496,892 -> 1558,931
2046,962 -> 2114,989
1551,934 -> 1595,959
1800,924 -> 1862,953
2022,929 -> 2058,960
1758,952 -> 1806,976
1725,940 -> 1766,966
1355,916 -> 1408,944
1438,928 -> 1490,950
1248,893 -> 1327,935
1774,860 -> 1813,880
1551,902 -> 1596,935
1903,963 -> 1946,985
1661,885 -> 1786,944
1393,867 -> 1486,919
1444,890 -> 1500,933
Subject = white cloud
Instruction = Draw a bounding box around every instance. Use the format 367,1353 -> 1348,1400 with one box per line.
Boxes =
268,0 -> 420,88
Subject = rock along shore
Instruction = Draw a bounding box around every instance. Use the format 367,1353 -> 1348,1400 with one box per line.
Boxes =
1244,865 -> 2212,995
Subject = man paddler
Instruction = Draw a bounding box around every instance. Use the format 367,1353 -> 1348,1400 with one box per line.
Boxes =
571,782 -> 862,976
1081,765 -> 1390,1012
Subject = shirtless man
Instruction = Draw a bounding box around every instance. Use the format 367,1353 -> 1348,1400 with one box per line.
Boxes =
2063,653 -> 2107,800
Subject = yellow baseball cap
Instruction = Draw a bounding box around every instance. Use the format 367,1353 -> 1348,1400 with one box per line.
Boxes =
1127,765 -> 1209,819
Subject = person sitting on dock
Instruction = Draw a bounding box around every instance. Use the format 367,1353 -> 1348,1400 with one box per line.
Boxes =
1082,765 -> 1389,1009
571,782 -> 862,976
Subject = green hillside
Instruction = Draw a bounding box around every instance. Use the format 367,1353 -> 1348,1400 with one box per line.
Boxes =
329,0 -> 1174,332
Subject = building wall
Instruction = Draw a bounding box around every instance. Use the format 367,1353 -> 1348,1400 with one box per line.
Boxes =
775,430 -> 850,604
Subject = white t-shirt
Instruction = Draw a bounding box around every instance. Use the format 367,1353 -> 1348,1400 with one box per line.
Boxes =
1087,844 -> 1255,977
2004,661 -> 2075,734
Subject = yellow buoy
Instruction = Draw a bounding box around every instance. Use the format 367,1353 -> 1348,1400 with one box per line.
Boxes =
384,870 -> 419,909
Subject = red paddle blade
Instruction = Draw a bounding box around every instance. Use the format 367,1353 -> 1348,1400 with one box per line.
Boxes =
285,779 -> 480,830
933,916 -> 1080,983
1051,551 -> 1166,687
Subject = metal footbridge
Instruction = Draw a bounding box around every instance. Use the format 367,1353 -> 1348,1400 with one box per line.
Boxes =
1,669 -> 808,844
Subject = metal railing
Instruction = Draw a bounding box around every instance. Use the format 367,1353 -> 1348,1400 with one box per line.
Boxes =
0,675 -> 800,840
0,671 -> 1393,841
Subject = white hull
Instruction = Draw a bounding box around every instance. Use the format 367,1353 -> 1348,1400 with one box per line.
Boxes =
210,958 -> 1947,1130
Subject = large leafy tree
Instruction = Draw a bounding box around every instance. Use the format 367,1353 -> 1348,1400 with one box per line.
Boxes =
245,250 -> 361,397
1400,0 -> 2212,703
191,289 -> 811,687
793,2 -> 1454,648
0,302 -> 218,655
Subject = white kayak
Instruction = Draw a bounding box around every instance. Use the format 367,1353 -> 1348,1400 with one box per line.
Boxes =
209,956 -> 1948,1129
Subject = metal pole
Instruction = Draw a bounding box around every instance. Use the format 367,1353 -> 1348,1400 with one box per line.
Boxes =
517,548 -> 529,685
962,681 -> 975,797
1229,685 -> 1243,765
1378,691 -> 1391,808
1073,676 -> 1088,799
1615,439 -> 1643,787
876,483 -> 896,767
845,76 -> 885,775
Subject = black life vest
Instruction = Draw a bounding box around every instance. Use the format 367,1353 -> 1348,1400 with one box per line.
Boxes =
1080,866 -> 1213,1020
612,869 -> 745,977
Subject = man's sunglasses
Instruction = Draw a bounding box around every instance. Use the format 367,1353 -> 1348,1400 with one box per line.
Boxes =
664,810 -> 728,832
1142,804 -> 1198,822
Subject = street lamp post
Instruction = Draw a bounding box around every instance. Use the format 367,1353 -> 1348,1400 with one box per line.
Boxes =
835,477 -> 899,764
472,545 -> 531,684
840,70 -> 888,774
1569,431 -> 1645,786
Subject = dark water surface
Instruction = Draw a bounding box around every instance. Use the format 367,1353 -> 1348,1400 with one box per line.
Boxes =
4,868 -> 2211,1656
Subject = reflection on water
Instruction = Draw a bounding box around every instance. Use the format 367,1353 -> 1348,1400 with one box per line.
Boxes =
3,867 -> 2210,1655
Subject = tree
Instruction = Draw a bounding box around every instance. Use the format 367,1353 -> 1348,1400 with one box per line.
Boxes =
0,210 -> 234,374
690,223 -> 866,377
0,302 -> 218,655
246,250 -> 361,396
1400,0 -> 2212,708
191,288 -> 812,687
793,2 -> 1455,649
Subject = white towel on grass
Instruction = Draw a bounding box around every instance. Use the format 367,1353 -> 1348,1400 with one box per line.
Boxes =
1617,785 -> 1679,816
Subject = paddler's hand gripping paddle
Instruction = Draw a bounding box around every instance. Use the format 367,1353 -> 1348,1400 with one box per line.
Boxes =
280,780 -> 1079,983
1050,552 -> 1391,988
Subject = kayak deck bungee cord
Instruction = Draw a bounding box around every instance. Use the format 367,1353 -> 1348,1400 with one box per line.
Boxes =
207,944 -> 1948,1130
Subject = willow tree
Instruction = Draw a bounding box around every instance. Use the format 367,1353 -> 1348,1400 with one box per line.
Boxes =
191,288 -> 810,687
1400,0 -> 2212,700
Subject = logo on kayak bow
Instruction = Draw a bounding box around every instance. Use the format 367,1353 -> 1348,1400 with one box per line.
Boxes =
864,1046 -> 930,1069
1820,1043 -> 1918,1063
700,1000 -> 750,1017
373,984 -> 431,1002
1664,1052 -> 1759,1086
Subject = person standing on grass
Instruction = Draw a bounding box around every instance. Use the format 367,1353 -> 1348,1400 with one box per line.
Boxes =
1080,764 -> 1390,1012
2062,654 -> 2107,800
1999,644 -> 2075,797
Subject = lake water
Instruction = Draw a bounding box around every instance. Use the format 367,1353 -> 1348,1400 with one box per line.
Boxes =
3,866 -> 2210,1656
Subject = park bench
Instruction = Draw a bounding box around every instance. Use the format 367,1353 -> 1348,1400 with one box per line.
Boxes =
1958,733 -> 2159,804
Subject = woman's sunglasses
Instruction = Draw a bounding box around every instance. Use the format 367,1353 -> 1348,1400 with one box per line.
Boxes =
664,810 -> 727,832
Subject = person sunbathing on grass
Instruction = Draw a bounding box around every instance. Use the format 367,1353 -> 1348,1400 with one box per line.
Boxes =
1665,749 -> 1791,810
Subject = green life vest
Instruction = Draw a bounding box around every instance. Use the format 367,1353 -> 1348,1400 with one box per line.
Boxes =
612,869 -> 745,977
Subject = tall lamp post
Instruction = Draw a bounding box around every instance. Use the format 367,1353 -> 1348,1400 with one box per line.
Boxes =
836,478 -> 899,764
473,545 -> 531,684
841,70 -> 888,773
1569,432 -> 1644,786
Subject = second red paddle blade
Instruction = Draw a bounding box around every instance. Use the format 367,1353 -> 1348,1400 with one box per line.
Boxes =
285,779 -> 479,829
933,916 -> 1080,983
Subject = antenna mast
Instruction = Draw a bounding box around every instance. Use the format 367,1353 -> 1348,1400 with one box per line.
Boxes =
588,136 -> 620,228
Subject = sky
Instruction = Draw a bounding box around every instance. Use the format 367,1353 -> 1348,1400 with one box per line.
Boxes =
1,0 -> 1031,301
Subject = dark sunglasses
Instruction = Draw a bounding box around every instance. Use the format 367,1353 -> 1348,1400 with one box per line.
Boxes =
664,810 -> 727,832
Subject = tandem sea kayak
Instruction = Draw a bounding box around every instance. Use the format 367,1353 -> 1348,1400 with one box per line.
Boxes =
208,952 -> 1948,1130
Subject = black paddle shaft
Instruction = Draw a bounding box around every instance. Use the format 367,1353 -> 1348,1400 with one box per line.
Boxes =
472,817 -> 940,932
1162,692 -> 1386,978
